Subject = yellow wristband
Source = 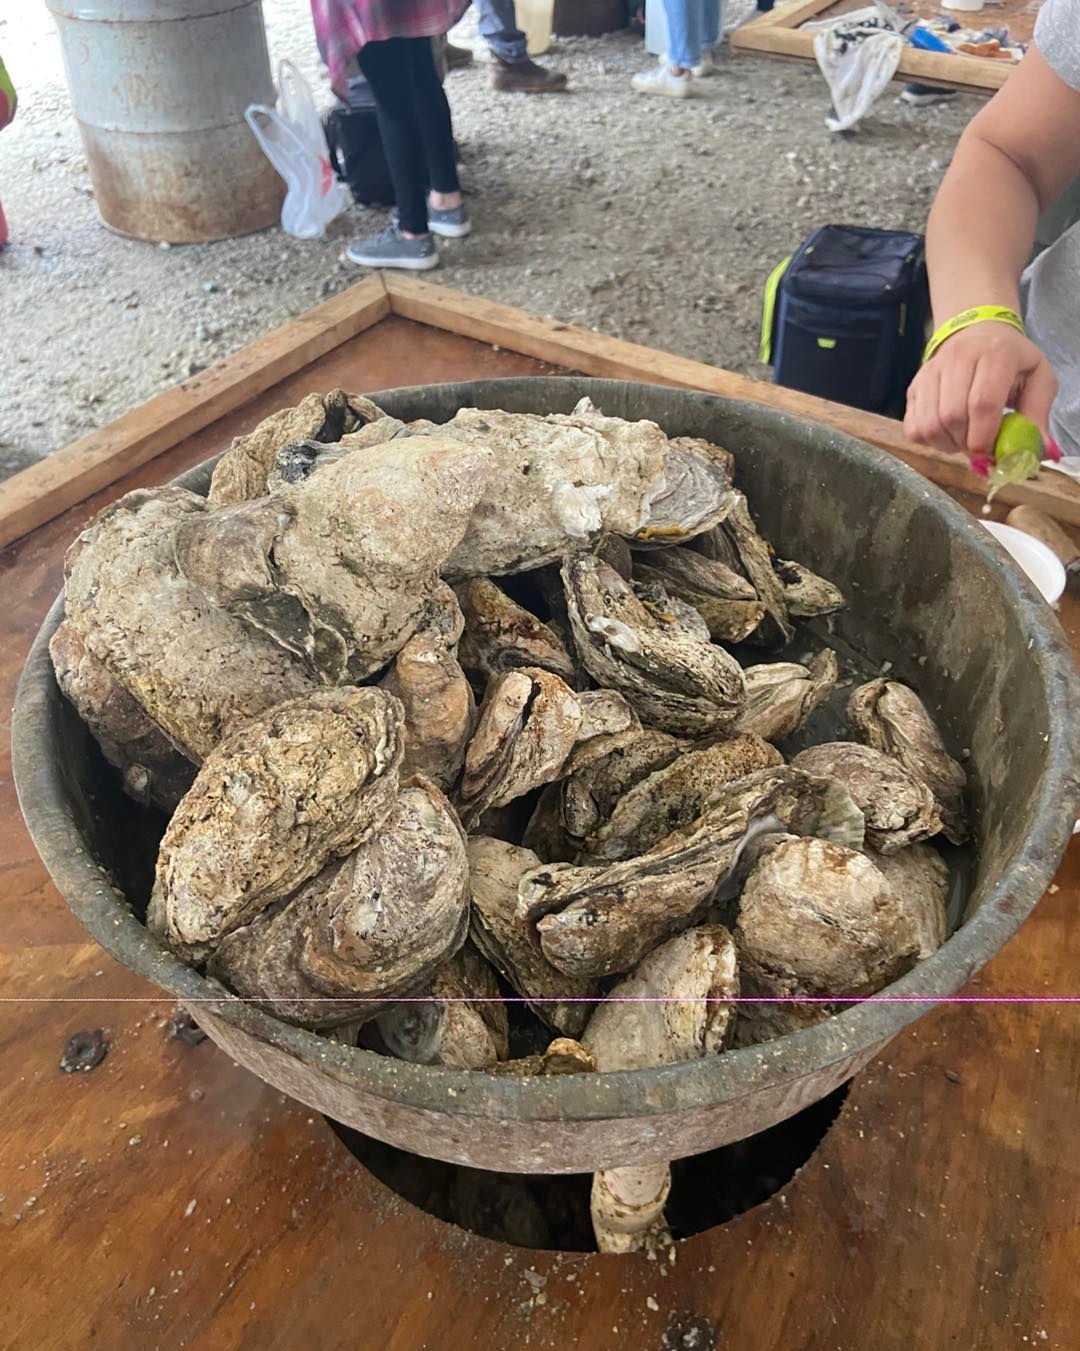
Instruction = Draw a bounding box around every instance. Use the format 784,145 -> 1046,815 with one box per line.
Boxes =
923,306 -> 1025,364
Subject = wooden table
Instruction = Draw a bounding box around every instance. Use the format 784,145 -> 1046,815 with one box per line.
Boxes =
2,289 -> 1078,1351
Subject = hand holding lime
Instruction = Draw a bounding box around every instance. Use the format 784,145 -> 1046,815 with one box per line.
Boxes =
984,412 -> 1045,499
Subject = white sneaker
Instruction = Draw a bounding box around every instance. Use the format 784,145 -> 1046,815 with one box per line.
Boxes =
692,49 -> 720,77
632,64 -> 695,98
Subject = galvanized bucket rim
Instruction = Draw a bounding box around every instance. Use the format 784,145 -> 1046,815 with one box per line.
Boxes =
14,377 -> 1080,1127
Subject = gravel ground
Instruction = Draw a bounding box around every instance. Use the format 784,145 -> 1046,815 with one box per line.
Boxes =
0,2 -> 980,480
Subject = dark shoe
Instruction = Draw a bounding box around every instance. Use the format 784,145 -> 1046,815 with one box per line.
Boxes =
491,57 -> 568,93
446,42 -> 474,70
346,225 -> 439,271
901,83 -> 958,106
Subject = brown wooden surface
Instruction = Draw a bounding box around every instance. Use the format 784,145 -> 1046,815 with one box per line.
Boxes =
2,321 -> 1079,1351
730,0 -> 1020,92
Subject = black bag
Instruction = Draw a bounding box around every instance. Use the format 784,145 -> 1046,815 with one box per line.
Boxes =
323,105 -> 395,208
761,225 -> 930,418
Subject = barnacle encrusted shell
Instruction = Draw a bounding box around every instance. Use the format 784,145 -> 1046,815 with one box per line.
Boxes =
376,944 -> 509,1069
456,667 -> 583,831
520,766 -> 865,979
62,486 -> 318,762
209,390 -> 388,505
773,558 -> 846,618
207,778 -> 469,1028
456,577 -> 577,684
176,435 -> 494,683
734,836 -> 919,1045
869,842 -> 950,959
792,741 -> 942,853
467,835 -> 597,1036
562,553 -> 746,735
150,688 -> 404,963
735,649 -> 838,743
587,733 -> 784,861
848,679 -> 969,845
380,628 -> 475,792
582,925 -> 739,1071
631,546 -> 765,643
49,620 -> 196,811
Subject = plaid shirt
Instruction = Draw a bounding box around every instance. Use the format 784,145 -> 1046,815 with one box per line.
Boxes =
311,0 -> 469,92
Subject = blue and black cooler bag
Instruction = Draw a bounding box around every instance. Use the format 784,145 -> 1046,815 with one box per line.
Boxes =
761,225 -> 930,418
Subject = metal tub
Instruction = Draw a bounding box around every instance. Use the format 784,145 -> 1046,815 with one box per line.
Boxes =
13,380 -> 1080,1173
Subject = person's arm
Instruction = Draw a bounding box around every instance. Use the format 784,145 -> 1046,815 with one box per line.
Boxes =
904,47 -> 1080,457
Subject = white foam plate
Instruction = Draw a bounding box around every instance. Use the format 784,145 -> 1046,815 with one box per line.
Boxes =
981,521 -> 1067,607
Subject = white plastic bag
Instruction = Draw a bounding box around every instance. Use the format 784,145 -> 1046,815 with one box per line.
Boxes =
812,19 -> 904,133
246,60 -> 350,239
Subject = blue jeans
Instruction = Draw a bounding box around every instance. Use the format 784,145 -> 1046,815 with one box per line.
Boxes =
476,0 -> 528,63
662,0 -> 721,68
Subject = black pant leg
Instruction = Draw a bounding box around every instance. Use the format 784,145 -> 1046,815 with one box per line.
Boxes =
403,37 -> 460,196
357,37 -> 428,233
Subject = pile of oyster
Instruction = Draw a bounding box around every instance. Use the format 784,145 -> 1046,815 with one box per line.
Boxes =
53,390 -> 969,1078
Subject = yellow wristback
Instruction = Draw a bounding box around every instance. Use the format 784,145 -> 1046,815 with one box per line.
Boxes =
922,306 -> 1025,364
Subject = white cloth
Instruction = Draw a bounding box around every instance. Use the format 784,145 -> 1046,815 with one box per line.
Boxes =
811,16 -> 904,133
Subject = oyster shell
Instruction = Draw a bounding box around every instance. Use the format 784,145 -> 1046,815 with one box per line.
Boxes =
457,668 -> 583,831
734,836 -> 919,1045
431,398 -> 732,577
587,733 -> 784,861
735,649 -> 838,743
632,581 -> 713,644
176,434 -> 494,683
848,680 -> 968,845
582,925 -> 739,1071
574,689 -> 640,750
49,620 -> 196,811
631,546 -> 766,644
467,835 -> 598,1036
772,558 -> 846,618
375,944 -> 509,1069
62,487 -> 318,762
559,728 -> 686,846
492,1037 -> 597,1077
456,577 -> 577,684
792,741 -> 942,854
207,778 -> 469,1028
420,580 -> 466,650
869,843 -> 950,959
715,492 -> 793,646
562,553 -> 747,735
380,628 -> 475,792
150,688 -> 404,963
520,766 -> 866,979
263,415 -> 407,493
209,390 -> 388,505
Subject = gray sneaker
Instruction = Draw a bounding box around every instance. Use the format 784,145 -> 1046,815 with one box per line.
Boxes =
391,202 -> 471,238
345,225 -> 438,271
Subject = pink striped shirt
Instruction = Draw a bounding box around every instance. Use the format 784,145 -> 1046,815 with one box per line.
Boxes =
311,0 -> 469,91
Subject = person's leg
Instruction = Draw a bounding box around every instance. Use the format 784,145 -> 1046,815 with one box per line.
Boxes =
479,0 -> 569,92
404,38 -> 460,201
703,0 -> 721,52
357,37 -> 429,234
633,0 -> 697,96
476,0 -> 528,62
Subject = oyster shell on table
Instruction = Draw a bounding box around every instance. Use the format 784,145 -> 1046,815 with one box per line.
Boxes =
735,649 -> 839,743
467,835 -> 598,1037
582,925 -> 739,1072
456,667 -> 583,831
432,398 -> 733,577
176,434 -> 494,684
455,577 -> 577,684
519,765 -> 866,980
375,944 -> 509,1069
61,487 -> 318,763
869,842 -> 950,959
734,836 -> 919,1046
208,390 -> 389,505
792,741 -> 942,854
848,680 -> 969,845
772,559 -> 846,618
380,628 -> 475,793
562,553 -> 747,736
631,546 -> 766,644
632,581 -> 713,644
49,621 -> 196,812
150,688 -> 404,964
207,778 -> 469,1028
587,733 -> 784,861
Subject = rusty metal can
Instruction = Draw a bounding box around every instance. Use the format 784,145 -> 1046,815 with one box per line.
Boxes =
46,0 -> 285,243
